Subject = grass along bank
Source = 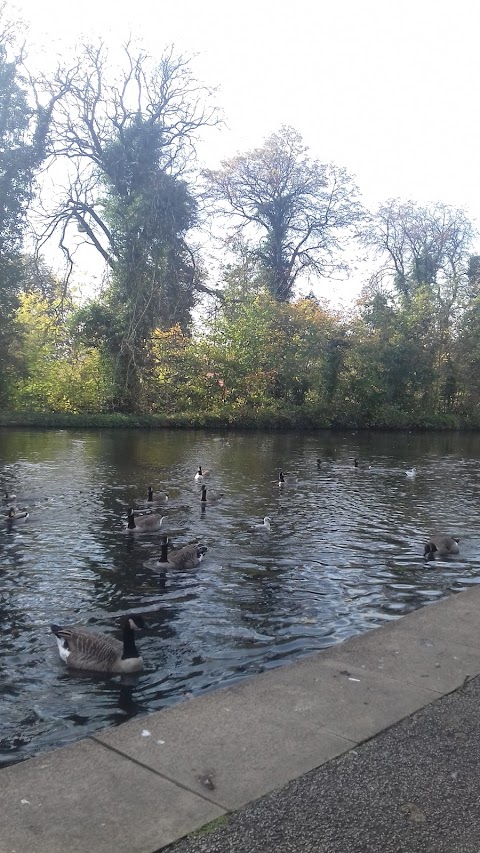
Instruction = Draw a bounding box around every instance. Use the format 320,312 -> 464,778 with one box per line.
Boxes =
0,408 -> 473,431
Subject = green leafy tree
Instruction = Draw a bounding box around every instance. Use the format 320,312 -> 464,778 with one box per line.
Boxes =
0,8 -> 52,404
194,270 -> 340,423
359,200 -> 476,418
454,258 -> 480,420
148,325 -> 205,414
333,280 -> 462,426
13,284 -> 112,413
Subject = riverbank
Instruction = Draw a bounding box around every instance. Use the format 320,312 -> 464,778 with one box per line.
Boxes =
0,409 -> 470,430
2,585 -> 480,853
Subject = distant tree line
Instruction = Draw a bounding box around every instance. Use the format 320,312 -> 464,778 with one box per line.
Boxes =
0,4 -> 479,428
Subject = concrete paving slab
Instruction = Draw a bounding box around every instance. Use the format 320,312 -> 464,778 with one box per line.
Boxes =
229,657 -> 442,742
0,737 -> 224,853
318,612 -> 480,692
169,674 -> 480,853
387,586 -> 480,649
94,686 -> 355,811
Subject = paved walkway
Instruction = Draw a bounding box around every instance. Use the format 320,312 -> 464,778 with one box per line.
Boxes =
169,661 -> 480,853
2,586 -> 480,853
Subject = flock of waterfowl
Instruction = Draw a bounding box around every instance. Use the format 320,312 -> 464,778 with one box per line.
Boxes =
2,465 -> 226,676
1,457 -> 461,676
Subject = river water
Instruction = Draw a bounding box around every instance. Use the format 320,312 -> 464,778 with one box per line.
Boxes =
1,427 -> 480,768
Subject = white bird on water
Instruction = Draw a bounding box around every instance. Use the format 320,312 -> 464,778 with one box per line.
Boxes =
250,516 -> 272,532
406,467 -> 417,478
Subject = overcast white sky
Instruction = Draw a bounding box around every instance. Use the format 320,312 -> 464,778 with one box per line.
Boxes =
13,0 -> 480,301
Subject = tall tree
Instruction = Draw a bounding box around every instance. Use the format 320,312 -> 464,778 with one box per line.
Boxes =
36,42 -> 218,409
204,126 -> 363,301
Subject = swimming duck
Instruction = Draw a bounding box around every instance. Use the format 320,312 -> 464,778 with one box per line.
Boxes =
126,509 -> 165,533
156,536 -> 207,570
424,536 -> 460,558
51,615 -> 145,673
200,485 -> 224,504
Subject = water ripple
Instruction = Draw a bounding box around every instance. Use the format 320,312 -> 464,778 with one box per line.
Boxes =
1,428 -> 480,766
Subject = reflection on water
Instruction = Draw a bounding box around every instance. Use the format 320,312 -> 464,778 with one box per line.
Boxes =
2,427 -> 480,767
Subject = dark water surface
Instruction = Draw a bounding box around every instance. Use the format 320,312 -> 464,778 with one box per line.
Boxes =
1,428 -> 480,768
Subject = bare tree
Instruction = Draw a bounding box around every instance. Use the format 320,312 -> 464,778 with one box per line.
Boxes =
203,126 -> 364,301
34,40 -> 219,298
363,198 -> 475,306
29,40 -> 220,409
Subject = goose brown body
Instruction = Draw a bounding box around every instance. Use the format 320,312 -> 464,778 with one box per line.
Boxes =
51,616 -> 145,673
424,536 -> 460,558
127,508 -> 164,532
200,485 -> 224,503
157,537 -> 207,570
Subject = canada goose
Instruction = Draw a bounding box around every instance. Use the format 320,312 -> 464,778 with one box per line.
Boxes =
406,467 -> 417,478
195,466 -> 210,482
200,485 -> 224,504
4,507 -> 29,522
126,508 -> 165,533
353,459 -> 371,470
2,492 -> 16,503
157,536 -> 207,570
51,615 -> 145,673
146,487 -> 168,505
278,471 -> 298,486
424,536 -> 460,559
250,516 -> 272,532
